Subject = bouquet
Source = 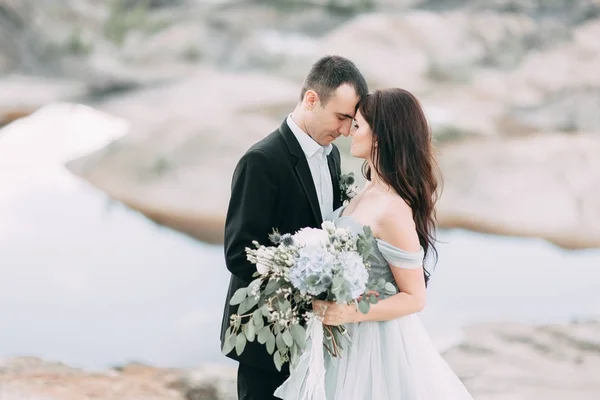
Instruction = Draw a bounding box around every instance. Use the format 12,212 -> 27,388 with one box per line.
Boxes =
222,221 -> 398,372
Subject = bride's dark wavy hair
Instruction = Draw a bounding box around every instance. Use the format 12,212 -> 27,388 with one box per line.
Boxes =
358,88 -> 440,285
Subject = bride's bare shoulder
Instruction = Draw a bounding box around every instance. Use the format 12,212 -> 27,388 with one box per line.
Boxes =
374,195 -> 420,252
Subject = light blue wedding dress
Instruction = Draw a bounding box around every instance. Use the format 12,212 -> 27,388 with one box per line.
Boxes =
275,206 -> 474,400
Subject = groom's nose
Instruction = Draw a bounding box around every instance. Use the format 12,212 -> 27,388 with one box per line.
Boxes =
338,119 -> 352,137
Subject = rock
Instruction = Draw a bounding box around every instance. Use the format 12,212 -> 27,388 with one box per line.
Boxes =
287,10 -> 543,89
0,357 -> 188,400
493,18 -> 600,107
444,320 -> 600,399
0,356 -> 83,375
176,365 -> 237,400
2,321 -> 599,399
0,75 -> 87,126
509,88 -> 600,133
441,0 -> 600,25
437,133 -> 600,249
280,10 -> 569,138
66,68 -> 298,244
0,1 -> 59,74
122,23 -> 210,65
120,0 -> 188,9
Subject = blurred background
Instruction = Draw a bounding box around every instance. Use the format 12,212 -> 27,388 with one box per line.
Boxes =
1,0 -> 600,399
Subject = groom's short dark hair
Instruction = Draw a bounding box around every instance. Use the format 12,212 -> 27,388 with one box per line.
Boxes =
301,55 -> 368,105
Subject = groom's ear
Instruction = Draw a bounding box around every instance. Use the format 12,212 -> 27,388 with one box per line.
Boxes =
304,90 -> 318,110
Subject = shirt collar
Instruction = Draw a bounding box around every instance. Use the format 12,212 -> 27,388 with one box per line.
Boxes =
287,115 -> 333,157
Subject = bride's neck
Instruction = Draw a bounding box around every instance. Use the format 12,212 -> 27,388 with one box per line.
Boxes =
365,162 -> 393,193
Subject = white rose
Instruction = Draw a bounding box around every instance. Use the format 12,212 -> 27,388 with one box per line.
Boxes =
293,227 -> 328,247
321,221 -> 336,233
256,262 -> 270,275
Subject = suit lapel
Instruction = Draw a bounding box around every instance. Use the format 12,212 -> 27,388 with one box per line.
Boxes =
279,121 -> 322,225
327,152 -> 341,210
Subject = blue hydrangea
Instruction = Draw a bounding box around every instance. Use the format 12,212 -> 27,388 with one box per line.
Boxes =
288,246 -> 335,296
336,251 -> 369,300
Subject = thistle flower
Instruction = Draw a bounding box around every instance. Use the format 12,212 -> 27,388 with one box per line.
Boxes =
281,234 -> 294,247
269,230 -> 282,244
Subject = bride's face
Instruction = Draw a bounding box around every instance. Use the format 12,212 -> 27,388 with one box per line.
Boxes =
350,110 -> 373,160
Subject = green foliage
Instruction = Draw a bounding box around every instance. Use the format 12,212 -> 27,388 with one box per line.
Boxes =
65,28 -> 93,56
104,0 -> 150,46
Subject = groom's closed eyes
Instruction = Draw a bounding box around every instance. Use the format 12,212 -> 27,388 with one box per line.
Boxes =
337,113 -> 354,121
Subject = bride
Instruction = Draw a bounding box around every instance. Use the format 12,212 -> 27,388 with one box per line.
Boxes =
275,88 -> 474,399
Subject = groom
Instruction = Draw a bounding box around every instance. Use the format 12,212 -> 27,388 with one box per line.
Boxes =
220,55 -> 368,399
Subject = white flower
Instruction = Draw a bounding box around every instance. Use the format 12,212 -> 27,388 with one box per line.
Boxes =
256,262 -> 270,275
335,227 -> 348,237
321,221 -> 336,233
293,227 -> 328,248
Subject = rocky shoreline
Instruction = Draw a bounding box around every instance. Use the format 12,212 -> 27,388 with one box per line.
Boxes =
2,0 -> 600,249
1,320 -> 598,400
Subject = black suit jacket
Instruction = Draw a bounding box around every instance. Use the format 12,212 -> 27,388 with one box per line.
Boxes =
220,120 -> 343,374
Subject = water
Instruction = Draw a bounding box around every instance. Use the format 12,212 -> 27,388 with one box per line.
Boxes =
1,104 -> 599,370
0,184 -> 230,370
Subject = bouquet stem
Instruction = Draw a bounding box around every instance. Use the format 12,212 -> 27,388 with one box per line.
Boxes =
323,325 -> 345,358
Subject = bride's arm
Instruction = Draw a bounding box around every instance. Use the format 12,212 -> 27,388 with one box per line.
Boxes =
356,207 -> 427,322
318,205 -> 427,325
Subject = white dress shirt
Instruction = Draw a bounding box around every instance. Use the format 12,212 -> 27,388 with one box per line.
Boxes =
287,115 -> 334,220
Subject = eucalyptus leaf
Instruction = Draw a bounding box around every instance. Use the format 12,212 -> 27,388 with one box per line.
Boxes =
245,294 -> 259,311
266,333 -> 276,355
291,344 -> 299,368
264,279 -> 282,296
257,296 -> 266,308
221,327 -> 235,355
237,298 -> 251,315
235,333 -> 247,355
276,333 -> 287,352
257,326 -> 271,344
282,329 -> 294,348
384,282 -> 397,295
377,278 -> 386,288
244,323 -> 256,342
248,278 -> 262,294
368,295 -> 378,304
228,329 -> 237,347
331,275 -> 345,292
278,299 -> 292,310
290,324 -> 306,349
273,351 -> 283,371
358,299 -> 370,314
229,288 -> 247,306
252,310 -> 264,329
261,304 -> 271,317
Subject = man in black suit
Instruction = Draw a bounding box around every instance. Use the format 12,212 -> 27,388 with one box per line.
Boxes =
221,55 -> 368,400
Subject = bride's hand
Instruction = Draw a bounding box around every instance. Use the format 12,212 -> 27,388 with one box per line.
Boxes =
313,300 -> 361,326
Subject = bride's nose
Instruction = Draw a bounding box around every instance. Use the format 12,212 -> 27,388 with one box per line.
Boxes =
349,125 -> 356,137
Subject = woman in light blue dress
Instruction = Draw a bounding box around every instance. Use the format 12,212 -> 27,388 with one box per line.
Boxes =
275,89 -> 474,399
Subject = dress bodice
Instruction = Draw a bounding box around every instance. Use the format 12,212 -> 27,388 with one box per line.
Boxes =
329,206 -> 424,297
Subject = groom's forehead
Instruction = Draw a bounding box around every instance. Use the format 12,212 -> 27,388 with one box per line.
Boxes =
329,85 -> 360,115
